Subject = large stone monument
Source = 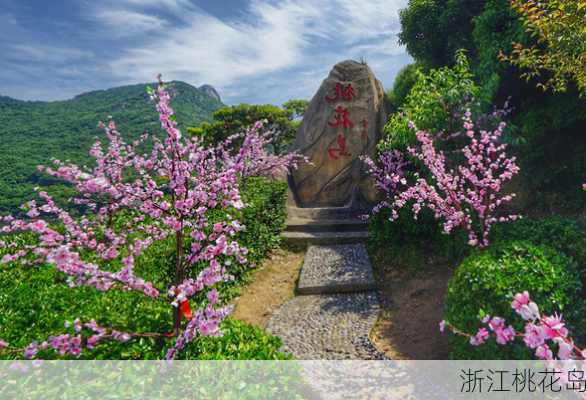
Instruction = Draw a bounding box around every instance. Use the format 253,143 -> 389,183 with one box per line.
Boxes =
288,60 -> 387,211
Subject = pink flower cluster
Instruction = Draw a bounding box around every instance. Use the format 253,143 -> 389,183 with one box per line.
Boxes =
20,319 -> 133,359
367,111 -> 520,247
441,291 -> 585,361
0,75 -> 303,360
362,150 -> 407,215
222,120 -> 307,181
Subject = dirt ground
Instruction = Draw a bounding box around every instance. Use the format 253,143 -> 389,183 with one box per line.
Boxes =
231,244 -> 453,360
370,257 -> 454,360
231,247 -> 305,328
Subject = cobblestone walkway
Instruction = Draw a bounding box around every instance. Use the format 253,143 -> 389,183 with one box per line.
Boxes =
267,243 -> 385,360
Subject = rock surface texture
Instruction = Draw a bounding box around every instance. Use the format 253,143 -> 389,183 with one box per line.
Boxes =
288,60 -> 387,209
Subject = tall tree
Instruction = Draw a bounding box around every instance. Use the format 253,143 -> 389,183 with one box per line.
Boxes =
501,0 -> 586,94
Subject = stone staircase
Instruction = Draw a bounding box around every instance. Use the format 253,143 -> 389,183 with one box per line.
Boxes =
282,207 -> 371,246
267,209 -> 384,360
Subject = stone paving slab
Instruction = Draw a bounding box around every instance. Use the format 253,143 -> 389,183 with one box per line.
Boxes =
298,244 -> 376,295
267,292 -> 385,360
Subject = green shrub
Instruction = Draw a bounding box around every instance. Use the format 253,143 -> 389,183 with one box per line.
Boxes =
0,177 -> 289,360
239,177 -> 288,267
179,318 -> 292,360
444,241 -> 584,359
0,251 -> 290,360
367,207 -> 468,270
491,217 -> 586,281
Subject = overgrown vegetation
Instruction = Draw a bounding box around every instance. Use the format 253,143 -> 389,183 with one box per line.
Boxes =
393,0 -> 586,212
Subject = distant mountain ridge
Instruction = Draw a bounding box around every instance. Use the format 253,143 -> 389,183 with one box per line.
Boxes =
198,84 -> 221,102
0,81 -> 224,214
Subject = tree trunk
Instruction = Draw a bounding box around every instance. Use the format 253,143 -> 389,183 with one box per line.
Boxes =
173,229 -> 185,336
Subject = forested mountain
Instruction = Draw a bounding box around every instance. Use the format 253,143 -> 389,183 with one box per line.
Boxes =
0,81 -> 223,214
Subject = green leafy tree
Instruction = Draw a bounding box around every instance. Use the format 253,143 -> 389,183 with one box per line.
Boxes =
282,99 -> 309,120
387,63 -> 421,112
395,0 -> 586,211
187,103 -> 301,153
398,0 -> 487,68
501,0 -> 586,95
380,51 -> 483,152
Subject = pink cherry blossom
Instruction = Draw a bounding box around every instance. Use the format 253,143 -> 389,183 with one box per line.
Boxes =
442,291 -> 585,363
536,344 -> 554,360
470,328 -> 490,346
0,75 -> 305,360
365,111 -> 520,247
523,323 -> 545,349
511,291 -> 530,312
518,302 -> 540,321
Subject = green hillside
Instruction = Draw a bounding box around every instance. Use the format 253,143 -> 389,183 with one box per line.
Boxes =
0,81 -> 223,214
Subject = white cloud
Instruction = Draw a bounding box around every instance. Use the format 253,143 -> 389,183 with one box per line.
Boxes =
9,44 -> 94,63
92,0 -> 410,103
93,10 -> 168,36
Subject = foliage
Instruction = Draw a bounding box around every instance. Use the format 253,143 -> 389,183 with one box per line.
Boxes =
0,360 -> 307,399
398,0 -> 487,68
0,77 -> 299,360
443,291 -> 586,364
239,177 -> 287,267
396,0 -> 586,212
380,51 -> 484,152
369,111 -> 520,248
502,0 -> 586,94
471,0 -> 530,91
0,178 -> 288,360
0,82 -> 223,215
367,207 -> 468,270
387,64 -> 421,113
178,318 -> 292,360
444,241 -> 584,359
209,176 -> 288,299
188,103 -> 302,153
491,216 -> 586,281
282,99 -> 309,120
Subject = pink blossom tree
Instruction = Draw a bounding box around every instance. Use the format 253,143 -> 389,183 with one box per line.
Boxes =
0,76 -> 302,360
221,120 -> 307,184
366,111 -> 520,248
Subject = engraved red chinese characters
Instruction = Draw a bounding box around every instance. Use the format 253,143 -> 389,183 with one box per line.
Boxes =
327,134 -> 351,160
328,106 -> 354,129
325,83 -> 355,103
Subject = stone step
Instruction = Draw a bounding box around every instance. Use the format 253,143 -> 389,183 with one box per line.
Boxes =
282,230 -> 370,246
267,292 -> 384,360
285,218 -> 368,233
298,244 -> 376,295
287,206 -> 367,221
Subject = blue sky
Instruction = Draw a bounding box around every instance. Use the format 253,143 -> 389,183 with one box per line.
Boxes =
0,0 -> 411,105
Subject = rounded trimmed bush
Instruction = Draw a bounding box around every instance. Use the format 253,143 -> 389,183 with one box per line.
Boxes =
491,216 -> 586,279
444,241 -> 584,359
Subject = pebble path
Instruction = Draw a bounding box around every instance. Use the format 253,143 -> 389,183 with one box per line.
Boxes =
267,243 -> 385,360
